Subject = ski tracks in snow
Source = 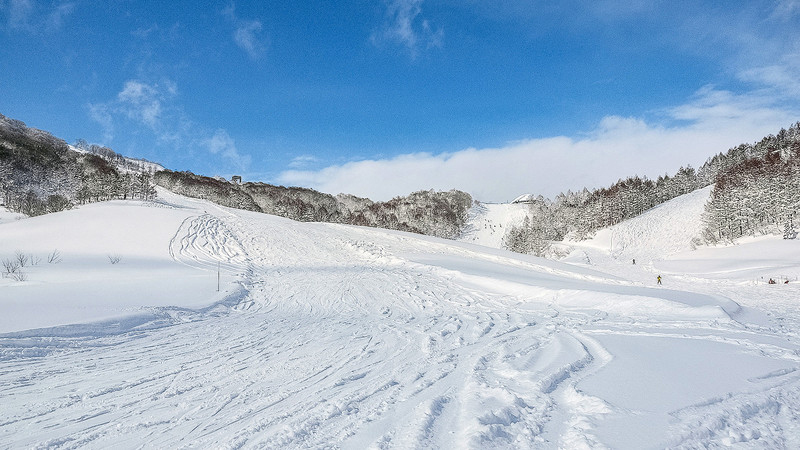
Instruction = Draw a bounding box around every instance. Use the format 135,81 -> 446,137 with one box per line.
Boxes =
3,204 -> 800,448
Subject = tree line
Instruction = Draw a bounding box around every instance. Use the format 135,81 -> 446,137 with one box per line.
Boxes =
0,113 -> 157,216
700,123 -> 800,243
505,122 -> 800,256
154,170 -> 472,239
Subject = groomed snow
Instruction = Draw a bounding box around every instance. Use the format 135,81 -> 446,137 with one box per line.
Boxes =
2,188 -> 800,448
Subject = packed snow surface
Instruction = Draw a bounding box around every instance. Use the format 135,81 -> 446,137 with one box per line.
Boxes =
2,188 -> 800,448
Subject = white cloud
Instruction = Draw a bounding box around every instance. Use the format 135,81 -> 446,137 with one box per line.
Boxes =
233,19 -> 265,59
87,103 -> 114,142
288,155 -> 319,169
739,61 -> 800,98
45,1 -> 72,30
88,79 -> 174,143
204,129 -> 251,171
223,3 -> 267,60
278,87 -> 798,202
372,0 -> 443,56
117,80 -> 164,128
2,0 -> 73,32
88,80 -> 251,172
5,0 -> 34,29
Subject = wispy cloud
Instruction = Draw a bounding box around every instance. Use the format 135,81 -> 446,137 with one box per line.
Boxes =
2,0 -> 74,33
278,87 -> 798,202
45,1 -> 73,30
288,155 -> 319,169
116,80 -> 166,128
87,79 -> 180,144
87,103 -> 114,142
6,0 -> 33,28
372,0 -> 443,56
203,129 -> 251,171
656,1 -> 800,101
223,3 -> 267,60
88,79 -> 251,171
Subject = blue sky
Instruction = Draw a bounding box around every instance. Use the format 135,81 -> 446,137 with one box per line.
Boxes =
1,1 -> 799,201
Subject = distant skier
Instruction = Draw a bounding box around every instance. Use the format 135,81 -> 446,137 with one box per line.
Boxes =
657,275 -> 662,285
769,278 -> 776,284
632,259 -> 636,265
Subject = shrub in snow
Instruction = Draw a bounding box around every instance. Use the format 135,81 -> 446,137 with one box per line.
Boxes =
15,251 -> 28,268
2,258 -> 20,276
48,249 -> 62,264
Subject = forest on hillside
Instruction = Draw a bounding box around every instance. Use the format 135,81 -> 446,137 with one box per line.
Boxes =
505,122 -> 800,256
155,170 -> 472,239
0,114 -> 157,216
700,124 -> 800,243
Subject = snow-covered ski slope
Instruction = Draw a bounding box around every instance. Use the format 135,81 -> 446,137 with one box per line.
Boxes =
2,188 -> 800,448
458,201 -> 529,249
563,186 -> 713,267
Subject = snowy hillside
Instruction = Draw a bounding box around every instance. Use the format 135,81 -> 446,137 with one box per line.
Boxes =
563,185 -> 713,267
2,189 -> 800,448
460,186 -> 712,258
68,144 -> 165,174
458,201 -> 529,249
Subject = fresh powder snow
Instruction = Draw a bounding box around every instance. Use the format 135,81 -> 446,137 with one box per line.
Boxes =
2,187 -> 800,448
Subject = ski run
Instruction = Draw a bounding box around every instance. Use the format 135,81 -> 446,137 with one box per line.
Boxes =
2,188 -> 800,449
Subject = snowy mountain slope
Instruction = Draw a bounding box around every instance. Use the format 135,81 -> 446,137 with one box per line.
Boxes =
462,185 -> 713,258
68,144 -> 165,174
458,201 -> 529,249
0,207 -> 25,225
563,185 -> 713,266
2,190 -> 800,448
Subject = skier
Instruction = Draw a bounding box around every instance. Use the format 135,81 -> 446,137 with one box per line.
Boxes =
657,275 -> 662,285
632,259 -> 636,265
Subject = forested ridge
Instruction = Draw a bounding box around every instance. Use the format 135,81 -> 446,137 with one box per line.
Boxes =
155,170 -> 472,239
701,124 -> 800,243
0,112 -> 471,239
0,113 -> 157,216
505,122 -> 800,255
